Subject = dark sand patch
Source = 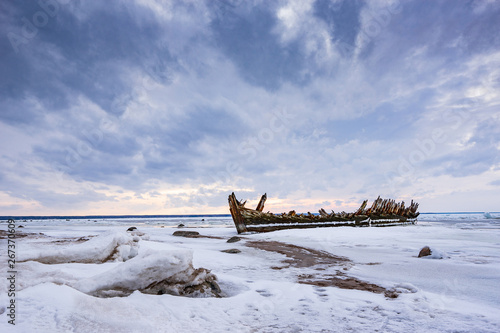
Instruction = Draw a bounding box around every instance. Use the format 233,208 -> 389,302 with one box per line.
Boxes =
0,229 -> 45,239
172,231 -> 223,240
247,241 -> 350,268
52,236 -> 91,244
0,229 -> 92,245
299,273 -> 399,298
246,240 -> 398,298
221,248 -> 241,254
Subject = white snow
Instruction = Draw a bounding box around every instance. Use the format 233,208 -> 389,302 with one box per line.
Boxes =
17,230 -> 143,264
74,247 -> 218,298
1,218 -> 500,332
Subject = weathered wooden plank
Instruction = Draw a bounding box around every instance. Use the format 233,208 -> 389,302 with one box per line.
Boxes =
228,193 -> 419,234
255,193 -> 267,212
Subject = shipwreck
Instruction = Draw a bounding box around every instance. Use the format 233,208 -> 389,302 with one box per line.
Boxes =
228,193 -> 419,233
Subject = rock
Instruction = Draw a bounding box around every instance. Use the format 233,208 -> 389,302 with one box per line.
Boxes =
221,248 -> 241,254
18,225 -> 24,228
418,246 -> 445,259
227,236 -> 241,243
177,224 -> 185,228
418,246 -> 432,257
127,227 -> 137,232
173,231 -> 200,238
142,267 -> 221,298
384,289 -> 400,298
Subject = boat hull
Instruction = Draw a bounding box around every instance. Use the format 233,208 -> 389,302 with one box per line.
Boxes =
228,193 -> 419,233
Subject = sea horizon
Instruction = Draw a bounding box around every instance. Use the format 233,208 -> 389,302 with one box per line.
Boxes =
2,211 -> 500,220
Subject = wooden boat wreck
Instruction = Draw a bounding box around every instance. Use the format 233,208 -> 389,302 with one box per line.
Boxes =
228,193 -> 419,233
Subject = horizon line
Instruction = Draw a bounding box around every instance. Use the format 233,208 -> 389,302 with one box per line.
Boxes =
1,211 -> 499,220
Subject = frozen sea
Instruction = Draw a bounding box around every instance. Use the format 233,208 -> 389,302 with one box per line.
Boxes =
5,211 -> 500,228
1,212 -> 499,332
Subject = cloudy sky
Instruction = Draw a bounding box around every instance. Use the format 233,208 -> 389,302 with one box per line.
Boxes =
1,0 -> 499,216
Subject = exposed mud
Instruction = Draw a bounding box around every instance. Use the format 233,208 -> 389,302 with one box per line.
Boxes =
0,229 -> 92,244
172,231 -> 223,239
0,229 -> 45,239
247,241 -> 350,268
246,240 -> 399,298
52,236 -> 91,244
299,273 -> 399,298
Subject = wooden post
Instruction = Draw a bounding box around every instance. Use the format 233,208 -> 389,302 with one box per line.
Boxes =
255,193 -> 267,212
228,193 -> 248,233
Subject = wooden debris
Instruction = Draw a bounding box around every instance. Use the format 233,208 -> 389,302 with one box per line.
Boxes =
255,193 -> 267,212
228,193 -> 420,234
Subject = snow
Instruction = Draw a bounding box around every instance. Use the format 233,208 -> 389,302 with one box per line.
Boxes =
1,218 -> 500,332
17,230 -> 143,264
72,246 -> 219,298
74,248 -> 192,296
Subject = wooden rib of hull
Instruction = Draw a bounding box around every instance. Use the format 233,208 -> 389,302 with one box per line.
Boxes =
228,193 -> 419,234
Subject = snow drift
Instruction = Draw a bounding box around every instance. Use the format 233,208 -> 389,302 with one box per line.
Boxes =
18,230 -> 143,264
15,229 -> 221,298
74,248 -> 221,298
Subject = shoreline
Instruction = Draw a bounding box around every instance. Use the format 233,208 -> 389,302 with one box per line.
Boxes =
1,222 -> 499,332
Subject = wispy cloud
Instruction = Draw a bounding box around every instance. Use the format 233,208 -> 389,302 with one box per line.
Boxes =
1,0 -> 499,214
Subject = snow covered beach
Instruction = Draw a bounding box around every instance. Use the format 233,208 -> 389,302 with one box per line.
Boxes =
1,214 -> 500,332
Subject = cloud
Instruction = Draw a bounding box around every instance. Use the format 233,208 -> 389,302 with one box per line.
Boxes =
1,0 -> 499,214
211,2 -> 311,90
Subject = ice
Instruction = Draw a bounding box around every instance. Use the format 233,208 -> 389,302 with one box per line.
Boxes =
17,230 -> 144,264
74,248 -> 220,298
484,212 -> 500,219
2,217 -> 500,332
8,228 -> 220,299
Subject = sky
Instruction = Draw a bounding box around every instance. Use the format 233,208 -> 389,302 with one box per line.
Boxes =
0,0 -> 499,216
